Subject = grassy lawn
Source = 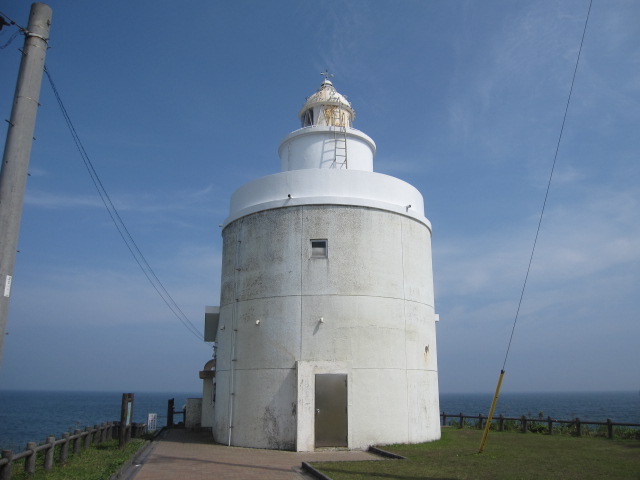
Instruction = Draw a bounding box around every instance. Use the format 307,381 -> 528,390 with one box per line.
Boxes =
10,439 -> 145,480
312,428 -> 640,480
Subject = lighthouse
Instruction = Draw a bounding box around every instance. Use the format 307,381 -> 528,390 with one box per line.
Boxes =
206,78 -> 440,451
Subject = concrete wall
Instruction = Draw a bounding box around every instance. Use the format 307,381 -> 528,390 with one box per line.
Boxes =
201,378 -> 214,429
212,205 -> 440,450
185,398 -> 202,429
278,126 -> 375,172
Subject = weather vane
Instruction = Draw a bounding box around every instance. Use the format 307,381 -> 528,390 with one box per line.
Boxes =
320,70 -> 335,80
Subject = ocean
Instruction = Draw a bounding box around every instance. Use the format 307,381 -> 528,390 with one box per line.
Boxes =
0,390 -> 638,451
0,390 -> 198,452
439,391 -> 640,424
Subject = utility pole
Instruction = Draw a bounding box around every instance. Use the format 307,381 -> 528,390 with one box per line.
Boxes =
0,3 -> 52,365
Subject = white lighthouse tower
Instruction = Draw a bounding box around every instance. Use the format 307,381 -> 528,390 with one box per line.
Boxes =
208,78 -> 440,451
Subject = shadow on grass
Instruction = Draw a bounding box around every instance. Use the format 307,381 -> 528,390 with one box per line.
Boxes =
318,469 -> 455,480
620,442 -> 640,449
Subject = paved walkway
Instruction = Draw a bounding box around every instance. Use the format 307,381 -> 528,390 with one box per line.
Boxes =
129,429 -> 382,480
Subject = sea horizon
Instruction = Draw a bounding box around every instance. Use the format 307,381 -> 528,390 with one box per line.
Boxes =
1,389 -> 638,451
1,387 -> 637,395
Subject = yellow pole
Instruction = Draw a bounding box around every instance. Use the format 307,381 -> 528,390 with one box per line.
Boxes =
478,369 -> 505,453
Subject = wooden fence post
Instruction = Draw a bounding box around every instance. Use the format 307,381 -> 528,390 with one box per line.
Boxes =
478,414 -> 484,430
458,412 -> 464,429
547,417 -> 553,435
521,415 -> 527,433
120,393 -> 134,449
498,414 -> 504,431
167,398 -> 175,428
61,432 -> 70,462
575,418 -> 581,437
0,450 -> 13,480
25,442 -> 37,474
607,418 -> 613,439
132,423 -> 144,438
44,435 -> 56,471
442,412 -> 446,426
93,425 -> 101,445
83,426 -> 92,449
73,430 -> 82,454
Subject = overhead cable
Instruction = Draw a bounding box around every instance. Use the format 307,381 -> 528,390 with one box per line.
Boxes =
0,10 -> 23,49
44,66 -> 207,344
479,0 -> 593,454
502,0 -> 593,370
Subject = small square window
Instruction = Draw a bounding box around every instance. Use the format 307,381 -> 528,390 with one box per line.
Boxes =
311,239 -> 328,258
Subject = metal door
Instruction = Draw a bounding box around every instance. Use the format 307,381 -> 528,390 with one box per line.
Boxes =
314,374 -> 348,447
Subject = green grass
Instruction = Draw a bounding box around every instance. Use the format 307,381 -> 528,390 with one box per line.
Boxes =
10,439 -> 145,480
311,428 -> 640,480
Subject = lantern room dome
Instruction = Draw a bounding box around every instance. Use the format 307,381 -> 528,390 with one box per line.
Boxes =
298,79 -> 355,127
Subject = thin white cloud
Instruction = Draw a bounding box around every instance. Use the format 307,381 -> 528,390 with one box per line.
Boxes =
25,190 -> 104,209
375,154 -> 433,177
546,165 -> 587,185
444,2 -> 598,162
24,183 -> 226,217
11,257 -> 218,330
27,167 -> 48,177
435,182 -> 640,319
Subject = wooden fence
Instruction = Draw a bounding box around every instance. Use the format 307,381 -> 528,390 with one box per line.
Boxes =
441,412 -> 640,438
166,398 -> 186,428
0,421 -> 146,480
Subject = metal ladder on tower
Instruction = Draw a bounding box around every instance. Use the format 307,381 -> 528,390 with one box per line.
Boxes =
331,107 -> 348,169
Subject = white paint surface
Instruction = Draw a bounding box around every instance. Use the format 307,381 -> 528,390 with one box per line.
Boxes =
4,275 -> 12,298
208,80 -> 440,451
212,206 -> 440,450
225,169 -> 430,229
278,126 -> 375,171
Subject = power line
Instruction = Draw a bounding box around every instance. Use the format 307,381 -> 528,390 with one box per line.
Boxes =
0,10 -> 23,29
43,66 -> 208,344
0,30 -> 21,50
479,0 -> 593,454
502,0 -> 593,371
0,10 -> 24,50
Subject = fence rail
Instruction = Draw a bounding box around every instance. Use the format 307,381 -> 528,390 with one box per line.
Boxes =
0,421 -> 146,480
166,398 -> 186,428
441,412 -> 640,438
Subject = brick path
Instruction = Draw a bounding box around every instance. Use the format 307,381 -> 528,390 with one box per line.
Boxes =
129,429 -> 382,480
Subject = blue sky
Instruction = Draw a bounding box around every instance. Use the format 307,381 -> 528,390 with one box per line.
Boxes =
0,0 -> 638,394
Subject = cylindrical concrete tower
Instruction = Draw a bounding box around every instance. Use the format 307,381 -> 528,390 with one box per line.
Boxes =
211,79 -> 440,451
